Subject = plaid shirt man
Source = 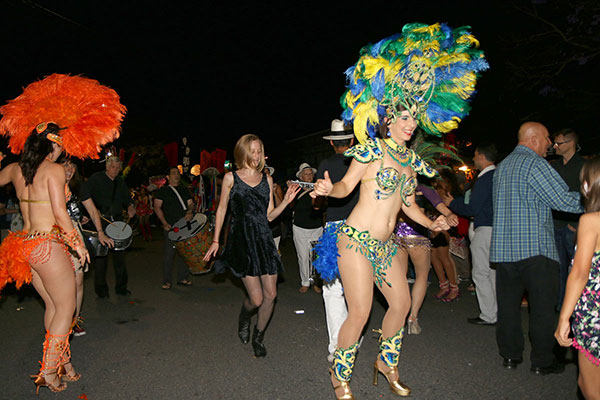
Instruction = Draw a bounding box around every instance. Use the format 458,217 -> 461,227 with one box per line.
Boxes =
491,145 -> 583,263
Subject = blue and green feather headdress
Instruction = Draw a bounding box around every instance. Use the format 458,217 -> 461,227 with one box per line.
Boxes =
341,23 -> 489,144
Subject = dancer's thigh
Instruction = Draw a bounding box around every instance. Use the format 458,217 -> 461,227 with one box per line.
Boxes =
30,242 -> 76,310
379,250 -> 410,308
337,235 -> 373,319
396,248 -> 409,275
408,247 -> 430,278
31,268 -> 52,303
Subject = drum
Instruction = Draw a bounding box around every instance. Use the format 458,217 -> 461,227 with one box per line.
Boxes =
85,232 -> 109,257
105,221 -> 133,251
168,213 -> 208,242
174,222 -> 214,274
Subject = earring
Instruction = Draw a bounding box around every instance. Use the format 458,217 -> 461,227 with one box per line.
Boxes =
386,131 -> 391,137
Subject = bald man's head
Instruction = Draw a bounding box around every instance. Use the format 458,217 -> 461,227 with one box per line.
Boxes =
518,122 -> 551,157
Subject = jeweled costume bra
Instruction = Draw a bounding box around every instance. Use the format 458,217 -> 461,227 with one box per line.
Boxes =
344,137 -> 436,203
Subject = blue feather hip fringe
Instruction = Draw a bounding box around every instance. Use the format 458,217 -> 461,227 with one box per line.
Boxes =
313,221 -> 343,283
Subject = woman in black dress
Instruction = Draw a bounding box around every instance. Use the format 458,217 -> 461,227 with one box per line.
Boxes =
203,134 -> 300,357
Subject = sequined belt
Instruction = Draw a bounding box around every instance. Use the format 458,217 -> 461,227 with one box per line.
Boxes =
338,223 -> 397,288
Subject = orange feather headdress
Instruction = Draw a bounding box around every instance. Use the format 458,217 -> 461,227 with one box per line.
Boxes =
0,73 -> 127,159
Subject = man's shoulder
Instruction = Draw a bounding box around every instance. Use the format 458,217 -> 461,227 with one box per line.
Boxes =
317,153 -> 348,176
84,171 -> 106,187
88,171 -> 106,180
477,169 -> 495,184
322,153 -> 346,166
572,152 -> 586,168
178,184 -> 192,196
155,186 -> 170,196
505,147 -> 539,167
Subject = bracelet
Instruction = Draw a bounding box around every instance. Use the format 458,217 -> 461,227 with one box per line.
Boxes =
65,228 -> 83,250
212,241 -> 219,244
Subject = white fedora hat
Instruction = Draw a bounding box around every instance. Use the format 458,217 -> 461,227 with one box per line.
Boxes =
296,162 -> 317,178
323,119 -> 354,140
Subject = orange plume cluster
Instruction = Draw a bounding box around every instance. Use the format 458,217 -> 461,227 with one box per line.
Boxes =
0,73 -> 127,159
0,233 -> 31,294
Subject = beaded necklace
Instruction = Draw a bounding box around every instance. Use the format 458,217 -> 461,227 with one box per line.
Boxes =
383,138 -> 411,167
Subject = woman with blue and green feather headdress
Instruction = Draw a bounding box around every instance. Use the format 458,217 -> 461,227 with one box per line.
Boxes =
311,23 -> 487,399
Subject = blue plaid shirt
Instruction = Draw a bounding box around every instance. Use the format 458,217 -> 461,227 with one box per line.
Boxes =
490,145 -> 583,263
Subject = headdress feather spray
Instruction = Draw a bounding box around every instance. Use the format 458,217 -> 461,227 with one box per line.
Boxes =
0,73 -> 126,159
341,23 -> 488,144
410,130 -> 463,171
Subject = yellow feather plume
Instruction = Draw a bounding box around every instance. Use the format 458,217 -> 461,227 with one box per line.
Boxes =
457,34 -> 479,47
353,101 -> 379,144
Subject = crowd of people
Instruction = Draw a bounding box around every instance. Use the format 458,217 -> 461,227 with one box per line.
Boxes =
0,22 -> 599,400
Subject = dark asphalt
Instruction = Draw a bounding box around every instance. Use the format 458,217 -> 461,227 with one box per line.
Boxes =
0,232 -> 580,400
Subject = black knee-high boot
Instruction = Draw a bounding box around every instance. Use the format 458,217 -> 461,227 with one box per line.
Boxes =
238,305 -> 252,344
252,326 -> 266,357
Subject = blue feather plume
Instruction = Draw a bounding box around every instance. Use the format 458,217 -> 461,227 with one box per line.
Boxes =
314,223 -> 341,283
371,68 -> 386,101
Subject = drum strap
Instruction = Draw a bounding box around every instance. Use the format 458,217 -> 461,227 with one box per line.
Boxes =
169,186 -> 187,211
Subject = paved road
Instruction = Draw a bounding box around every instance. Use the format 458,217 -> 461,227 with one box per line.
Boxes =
0,233 -> 580,399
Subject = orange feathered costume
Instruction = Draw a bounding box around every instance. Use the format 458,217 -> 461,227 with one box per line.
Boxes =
0,73 -> 126,294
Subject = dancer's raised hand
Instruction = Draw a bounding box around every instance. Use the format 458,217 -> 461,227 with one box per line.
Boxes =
311,171 -> 333,198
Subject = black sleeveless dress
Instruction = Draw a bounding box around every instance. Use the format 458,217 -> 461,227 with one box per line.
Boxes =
214,172 -> 282,277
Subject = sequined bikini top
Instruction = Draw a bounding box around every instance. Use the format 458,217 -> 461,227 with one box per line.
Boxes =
344,138 -> 436,205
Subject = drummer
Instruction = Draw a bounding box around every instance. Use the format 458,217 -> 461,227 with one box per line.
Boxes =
80,156 -> 136,298
154,166 -> 194,289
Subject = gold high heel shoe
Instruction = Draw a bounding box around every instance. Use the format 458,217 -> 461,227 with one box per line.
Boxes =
373,328 -> 411,397
330,342 -> 359,400
330,368 -> 355,400
373,361 -> 411,396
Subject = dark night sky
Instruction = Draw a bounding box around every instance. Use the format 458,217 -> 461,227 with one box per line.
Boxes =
1,1 -> 597,170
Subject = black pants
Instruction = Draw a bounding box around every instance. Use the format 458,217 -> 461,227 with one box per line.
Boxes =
94,249 -> 128,295
162,230 -> 189,284
495,255 -> 558,367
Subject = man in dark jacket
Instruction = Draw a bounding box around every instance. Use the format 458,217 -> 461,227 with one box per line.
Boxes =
447,143 -> 497,326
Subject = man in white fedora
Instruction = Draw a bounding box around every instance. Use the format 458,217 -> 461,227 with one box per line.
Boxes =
315,119 -> 360,362
291,162 -> 323,293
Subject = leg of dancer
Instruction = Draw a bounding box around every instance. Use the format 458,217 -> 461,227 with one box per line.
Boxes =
330,234 -> 373,399
240,274 -> 278,357
373,249 -> 411,396
406,246 -> 431,334
431,235 -> 458,301
29,242 -> 78,393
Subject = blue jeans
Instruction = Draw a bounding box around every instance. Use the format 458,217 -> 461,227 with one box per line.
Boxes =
554,225 -> 576,310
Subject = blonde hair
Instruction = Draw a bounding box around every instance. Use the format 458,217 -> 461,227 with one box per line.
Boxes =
580,156 -> 600,213
234,134 -> 265,171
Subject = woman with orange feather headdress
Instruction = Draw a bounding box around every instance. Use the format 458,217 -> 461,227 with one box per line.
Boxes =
0,73 -> 126,394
